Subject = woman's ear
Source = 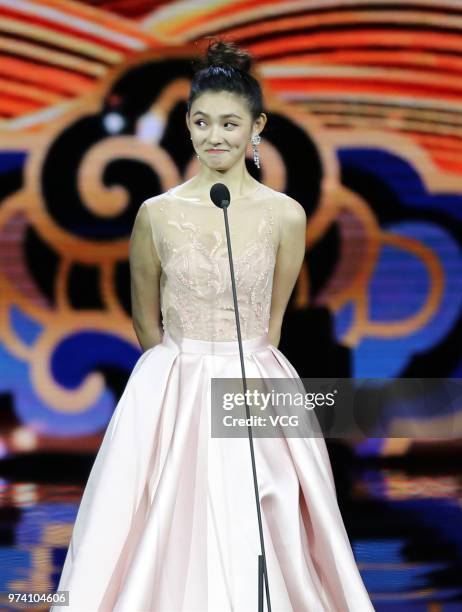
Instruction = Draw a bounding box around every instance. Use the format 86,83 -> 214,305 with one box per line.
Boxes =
256,112 -> 267,133
185,113 -> 190,132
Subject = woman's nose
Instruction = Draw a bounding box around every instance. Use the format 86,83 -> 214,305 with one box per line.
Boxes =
209,124 -> 223,142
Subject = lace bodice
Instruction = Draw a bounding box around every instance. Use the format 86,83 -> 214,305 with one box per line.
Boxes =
140,183 -> 283,342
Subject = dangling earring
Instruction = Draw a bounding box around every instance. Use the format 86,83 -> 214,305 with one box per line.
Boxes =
251,133 -> 261,168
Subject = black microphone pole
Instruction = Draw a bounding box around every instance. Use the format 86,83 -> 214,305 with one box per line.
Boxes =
210,183 -> 272,612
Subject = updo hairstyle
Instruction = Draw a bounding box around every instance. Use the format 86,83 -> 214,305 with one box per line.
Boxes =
187,38 -> 264,122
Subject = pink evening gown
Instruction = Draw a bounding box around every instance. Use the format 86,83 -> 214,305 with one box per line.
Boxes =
51,183 -> 375,611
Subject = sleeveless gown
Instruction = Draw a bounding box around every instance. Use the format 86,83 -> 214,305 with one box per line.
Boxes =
51,184 -> 374,611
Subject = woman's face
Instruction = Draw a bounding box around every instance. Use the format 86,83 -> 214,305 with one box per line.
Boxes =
187,91 -> 255,169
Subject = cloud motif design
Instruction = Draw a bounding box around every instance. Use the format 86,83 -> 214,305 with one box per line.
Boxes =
337,149 -> 462,378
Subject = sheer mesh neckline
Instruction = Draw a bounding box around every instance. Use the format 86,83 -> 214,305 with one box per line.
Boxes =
167,182 -> 265,205
143,184 -> 279,341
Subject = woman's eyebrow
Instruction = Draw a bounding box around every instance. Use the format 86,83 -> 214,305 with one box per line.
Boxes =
192,111 -> 243,119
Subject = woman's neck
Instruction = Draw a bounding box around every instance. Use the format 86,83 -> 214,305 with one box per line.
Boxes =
184,171 -> 260,200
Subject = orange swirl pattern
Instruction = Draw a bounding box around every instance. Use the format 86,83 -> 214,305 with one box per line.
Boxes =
0,1 -> 460,460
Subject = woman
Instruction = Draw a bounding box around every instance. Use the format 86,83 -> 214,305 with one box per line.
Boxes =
52,39 -> 375,611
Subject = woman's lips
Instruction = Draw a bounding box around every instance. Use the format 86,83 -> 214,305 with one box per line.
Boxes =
206,149 -> 227,153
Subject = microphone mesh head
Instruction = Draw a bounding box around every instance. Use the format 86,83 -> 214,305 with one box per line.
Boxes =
210,183 -> 230,208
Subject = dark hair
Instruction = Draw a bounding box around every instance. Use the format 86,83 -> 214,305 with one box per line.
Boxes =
187,38 -> 264,121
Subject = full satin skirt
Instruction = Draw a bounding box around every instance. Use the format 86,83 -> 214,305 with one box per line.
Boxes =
51,331 -> 374,611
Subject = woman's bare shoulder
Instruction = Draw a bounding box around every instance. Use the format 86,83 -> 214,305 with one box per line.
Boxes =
142,192 -> 170,210
139,193 -> 173,227
263,186 -> 306,223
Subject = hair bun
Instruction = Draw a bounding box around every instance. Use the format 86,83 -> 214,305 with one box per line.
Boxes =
194,39 -> 253,74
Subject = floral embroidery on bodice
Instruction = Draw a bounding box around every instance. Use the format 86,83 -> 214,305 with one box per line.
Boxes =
142,184 -> 282,341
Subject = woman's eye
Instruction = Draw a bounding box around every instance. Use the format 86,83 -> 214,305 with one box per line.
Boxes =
194,120 -> 237,128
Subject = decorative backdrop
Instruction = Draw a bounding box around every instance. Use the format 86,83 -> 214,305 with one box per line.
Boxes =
1,0 -> 461,457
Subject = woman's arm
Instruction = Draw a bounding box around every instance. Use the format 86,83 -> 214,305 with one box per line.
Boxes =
129,201 -> 163,352
267,197 -> 307,348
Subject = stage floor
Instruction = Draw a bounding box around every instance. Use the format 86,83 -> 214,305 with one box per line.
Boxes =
0,449 -> 461,611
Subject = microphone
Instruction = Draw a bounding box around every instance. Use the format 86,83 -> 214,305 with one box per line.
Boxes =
210,182 -> 230,209
209,182 -> 272,612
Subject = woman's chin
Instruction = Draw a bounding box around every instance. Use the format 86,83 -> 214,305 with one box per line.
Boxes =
207,160 -> 231,170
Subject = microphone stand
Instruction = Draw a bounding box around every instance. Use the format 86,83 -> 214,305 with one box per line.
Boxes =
211,186 -> 272,612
